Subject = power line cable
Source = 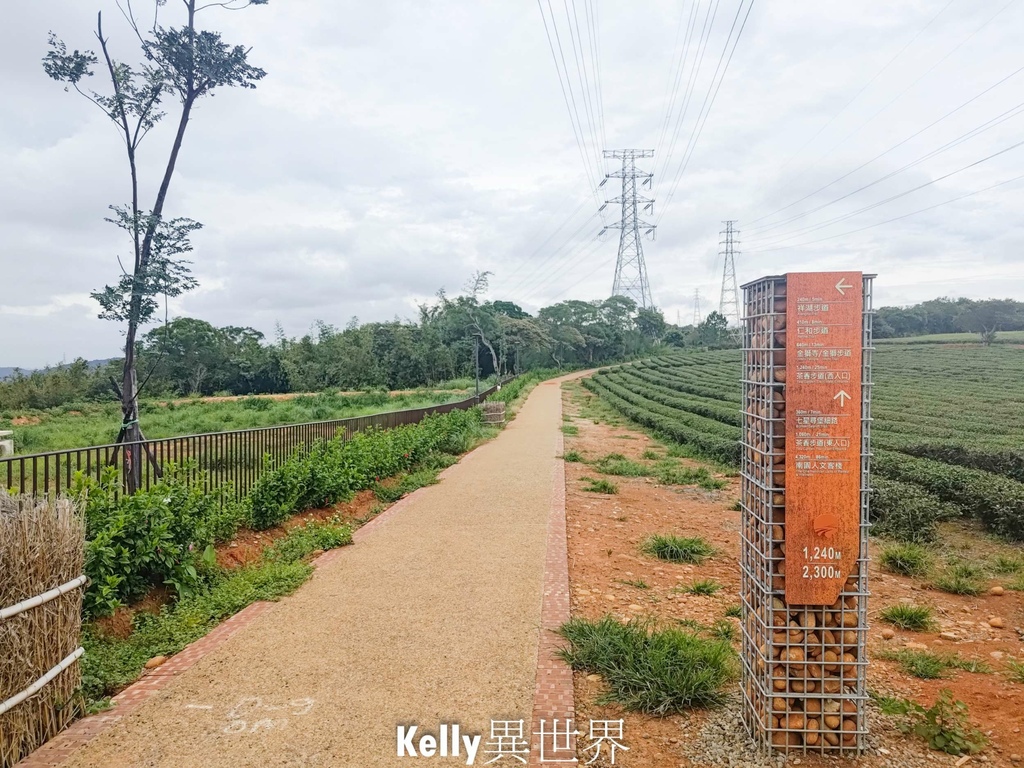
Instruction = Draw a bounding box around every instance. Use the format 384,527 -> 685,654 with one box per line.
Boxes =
746,139 -> 1024,248
766,0 -> 958,183
744,99 -> 1024,240
657,0 -> 755,225
745,63 -> 1024,231
744,171 -> 1024,253
537,0 -> 604,198
749,0 -> 1019,224
654,0 -> 718,184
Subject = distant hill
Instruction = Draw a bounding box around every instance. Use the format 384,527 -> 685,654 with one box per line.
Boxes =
0,359 -> 116,381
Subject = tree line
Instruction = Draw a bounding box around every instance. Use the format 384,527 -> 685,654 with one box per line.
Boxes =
0,285 -> 680,410
875,297 -> 1024,341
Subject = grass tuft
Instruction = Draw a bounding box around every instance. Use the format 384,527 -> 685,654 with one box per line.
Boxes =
933,563 -> 985,596
678,579 -> 722,596
991,555 -> 1023,575
562,450 -> 585,462
724,604 -> 742,618
652,462 -> 727,490
557,616 -> 737,714
561,425 -> 579,436
641,534 -> 715,564
879,543 -> 932,577
1006,659 -> 1024,684
583,478 -> 619,494
593,454 -> 649,477
879,603 -> 935,632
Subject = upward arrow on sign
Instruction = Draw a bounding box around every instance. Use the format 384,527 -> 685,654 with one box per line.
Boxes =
835,278 -> 854,295
834,389 -> 852,406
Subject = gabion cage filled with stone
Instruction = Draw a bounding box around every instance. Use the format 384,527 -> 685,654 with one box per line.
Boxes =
738,274 -> 875,754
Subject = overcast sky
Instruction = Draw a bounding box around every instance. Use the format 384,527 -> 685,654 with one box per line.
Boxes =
2,0 -> 1023,367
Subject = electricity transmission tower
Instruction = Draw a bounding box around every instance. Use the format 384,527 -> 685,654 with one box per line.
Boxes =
719,220 -> 741,327
601,149 -> 655,309
692,288 -> 702,325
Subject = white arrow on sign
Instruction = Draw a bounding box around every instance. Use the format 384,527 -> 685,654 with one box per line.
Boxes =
835,278 -> 854,295
834,389 -> 851,407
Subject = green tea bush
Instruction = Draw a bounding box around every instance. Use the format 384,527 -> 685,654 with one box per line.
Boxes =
870,477 -> 955,543
874,450 -> 1024,541
73,464 -> 245,617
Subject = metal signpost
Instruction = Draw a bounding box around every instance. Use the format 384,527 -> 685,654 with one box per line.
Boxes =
739,272 -> 875,753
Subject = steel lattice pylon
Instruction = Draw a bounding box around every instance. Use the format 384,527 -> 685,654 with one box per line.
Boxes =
602,149 -> 655,309
720,220 -> 741,326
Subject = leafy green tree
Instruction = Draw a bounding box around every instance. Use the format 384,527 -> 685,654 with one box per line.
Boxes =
43,0 -> 268,489
697,311 -> 731,348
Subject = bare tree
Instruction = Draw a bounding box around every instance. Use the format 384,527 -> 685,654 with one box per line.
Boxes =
43,0 -> 268,490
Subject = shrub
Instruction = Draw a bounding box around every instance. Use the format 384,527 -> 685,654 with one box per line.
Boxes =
74,464 -> 245,617
642,534 -> 715,564
247,409 -> 482,530
557,616 -> 737,714
879,543 -> 932,577
879,603 -> 935,632
870,477 -> 953,543
874,450 -> 1024,541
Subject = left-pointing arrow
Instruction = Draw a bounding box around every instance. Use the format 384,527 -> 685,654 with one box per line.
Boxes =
835,278 -> 853,295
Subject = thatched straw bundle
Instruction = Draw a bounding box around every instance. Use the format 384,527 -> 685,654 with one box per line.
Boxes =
0,491 -> 85,768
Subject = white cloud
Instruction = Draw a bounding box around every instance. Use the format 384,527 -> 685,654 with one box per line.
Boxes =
1,0 -> 1023,366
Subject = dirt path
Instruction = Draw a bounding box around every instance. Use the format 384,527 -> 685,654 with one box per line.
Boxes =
60,375 -> 582,768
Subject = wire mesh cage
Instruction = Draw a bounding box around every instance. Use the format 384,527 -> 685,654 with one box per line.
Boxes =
738,274 -> 874,753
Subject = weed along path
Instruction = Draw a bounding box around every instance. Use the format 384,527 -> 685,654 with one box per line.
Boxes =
47,374 -> 585,768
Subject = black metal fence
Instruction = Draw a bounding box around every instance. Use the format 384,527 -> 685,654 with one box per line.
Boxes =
1,383 -> 507,502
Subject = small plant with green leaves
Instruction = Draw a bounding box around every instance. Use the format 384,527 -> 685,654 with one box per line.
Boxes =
556,616 -> 737,714
642,534 -> 715,564
641,449 -> 662,461
933,563 -> 984,596
618,578 -> 649,589
729,500 -> 742,511
879,543 -> 932,577
874,689 -> 986,756
561,425 -> 579,436
1006,659 -> 1024,684
678,579 -> 722,596
879,603 -> 935,632
562,450 -> 585,463
943,655 -> 993,674
583,478 -> 619,494
724,604 -> 742,618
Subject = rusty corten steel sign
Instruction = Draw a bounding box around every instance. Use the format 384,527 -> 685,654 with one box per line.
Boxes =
783,271 -> 863,606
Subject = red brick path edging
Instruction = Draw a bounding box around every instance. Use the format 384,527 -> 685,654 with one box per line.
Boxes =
527,399 -> 576,767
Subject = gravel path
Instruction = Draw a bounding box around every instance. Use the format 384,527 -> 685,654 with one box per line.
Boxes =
63,376 -> 580,768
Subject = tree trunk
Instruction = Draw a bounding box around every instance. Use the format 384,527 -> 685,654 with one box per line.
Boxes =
120,326 -> 142,493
